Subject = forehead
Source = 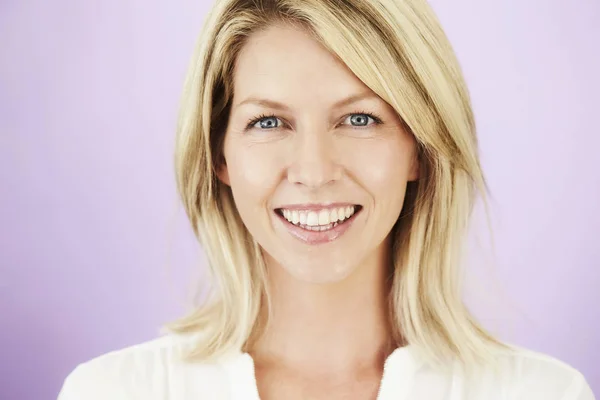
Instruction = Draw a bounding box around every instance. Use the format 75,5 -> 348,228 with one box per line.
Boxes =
231,24 -> 374,107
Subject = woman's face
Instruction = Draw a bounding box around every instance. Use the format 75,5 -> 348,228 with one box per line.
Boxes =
219,24 -> 418,284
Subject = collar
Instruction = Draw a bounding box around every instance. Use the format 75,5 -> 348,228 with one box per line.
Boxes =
220,345 -> 420,400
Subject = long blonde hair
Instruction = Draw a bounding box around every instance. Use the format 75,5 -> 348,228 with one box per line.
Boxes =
169,0 -> 508,369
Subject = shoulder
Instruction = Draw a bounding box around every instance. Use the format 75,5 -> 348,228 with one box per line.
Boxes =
472,345 -> 595,399
57,333 -> 233,400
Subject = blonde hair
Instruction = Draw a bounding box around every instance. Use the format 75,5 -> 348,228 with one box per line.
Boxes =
169,0 -> 508,369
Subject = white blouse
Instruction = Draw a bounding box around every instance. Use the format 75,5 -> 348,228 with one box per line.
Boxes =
58,333 -> 595,400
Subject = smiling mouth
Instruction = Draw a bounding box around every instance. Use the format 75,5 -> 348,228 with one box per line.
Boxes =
274,205 -> 362,232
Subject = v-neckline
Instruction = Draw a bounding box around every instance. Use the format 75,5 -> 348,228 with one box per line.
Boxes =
222,345 -> 418,400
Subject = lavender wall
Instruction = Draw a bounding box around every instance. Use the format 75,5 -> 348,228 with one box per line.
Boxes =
1,0 -> 598,398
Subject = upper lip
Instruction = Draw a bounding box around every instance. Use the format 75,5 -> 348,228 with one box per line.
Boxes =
274,203 -> 360,211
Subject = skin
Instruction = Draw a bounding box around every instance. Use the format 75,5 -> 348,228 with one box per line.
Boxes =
218,23 -> 419,399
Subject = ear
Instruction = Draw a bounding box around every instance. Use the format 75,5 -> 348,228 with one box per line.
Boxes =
407,151 -> 420,182
216,157 -> 231,186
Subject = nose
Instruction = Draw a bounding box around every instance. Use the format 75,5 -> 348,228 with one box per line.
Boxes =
287,130 -> 342,189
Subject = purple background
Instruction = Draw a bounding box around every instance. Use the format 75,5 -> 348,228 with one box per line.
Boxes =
1,0 -> 598,398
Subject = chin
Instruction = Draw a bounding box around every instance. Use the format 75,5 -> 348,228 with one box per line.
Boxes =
277,256 -> 359,285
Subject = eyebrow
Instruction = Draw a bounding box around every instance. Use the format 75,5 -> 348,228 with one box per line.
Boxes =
233,91 -> 381,111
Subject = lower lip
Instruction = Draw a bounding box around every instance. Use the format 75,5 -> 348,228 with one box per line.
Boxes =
275,210 -> 360,245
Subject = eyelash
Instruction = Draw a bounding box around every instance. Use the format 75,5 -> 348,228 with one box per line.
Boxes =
244,110 -> 383,131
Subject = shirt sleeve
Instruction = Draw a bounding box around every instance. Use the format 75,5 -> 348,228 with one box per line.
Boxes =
57,364 -> 87,400
563,372 -> 596,400
57,363 -> 106,400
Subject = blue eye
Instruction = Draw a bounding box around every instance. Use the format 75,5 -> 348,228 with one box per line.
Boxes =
246,114 -> 281,130
244,111 -> 383,131
345,113 -> 382,127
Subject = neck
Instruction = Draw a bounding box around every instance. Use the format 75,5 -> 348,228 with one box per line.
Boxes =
248,244 -> 396,375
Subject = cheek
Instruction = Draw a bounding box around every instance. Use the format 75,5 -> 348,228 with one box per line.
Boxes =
225,142 -> 284,202
343,138 -> 414,195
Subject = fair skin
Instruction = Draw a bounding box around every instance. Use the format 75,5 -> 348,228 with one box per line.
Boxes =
218,23 -> 419,399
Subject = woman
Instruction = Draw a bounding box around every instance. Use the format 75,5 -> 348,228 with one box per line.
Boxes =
59,0 -> 595,399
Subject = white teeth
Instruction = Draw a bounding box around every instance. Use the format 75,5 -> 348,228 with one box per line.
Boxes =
330,208 -> 338,222
318,210 -> 330,225
280,206 -> 357,227
345,206 -> 352,218
306,211 -> 319,226
299,211 -> 307,225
